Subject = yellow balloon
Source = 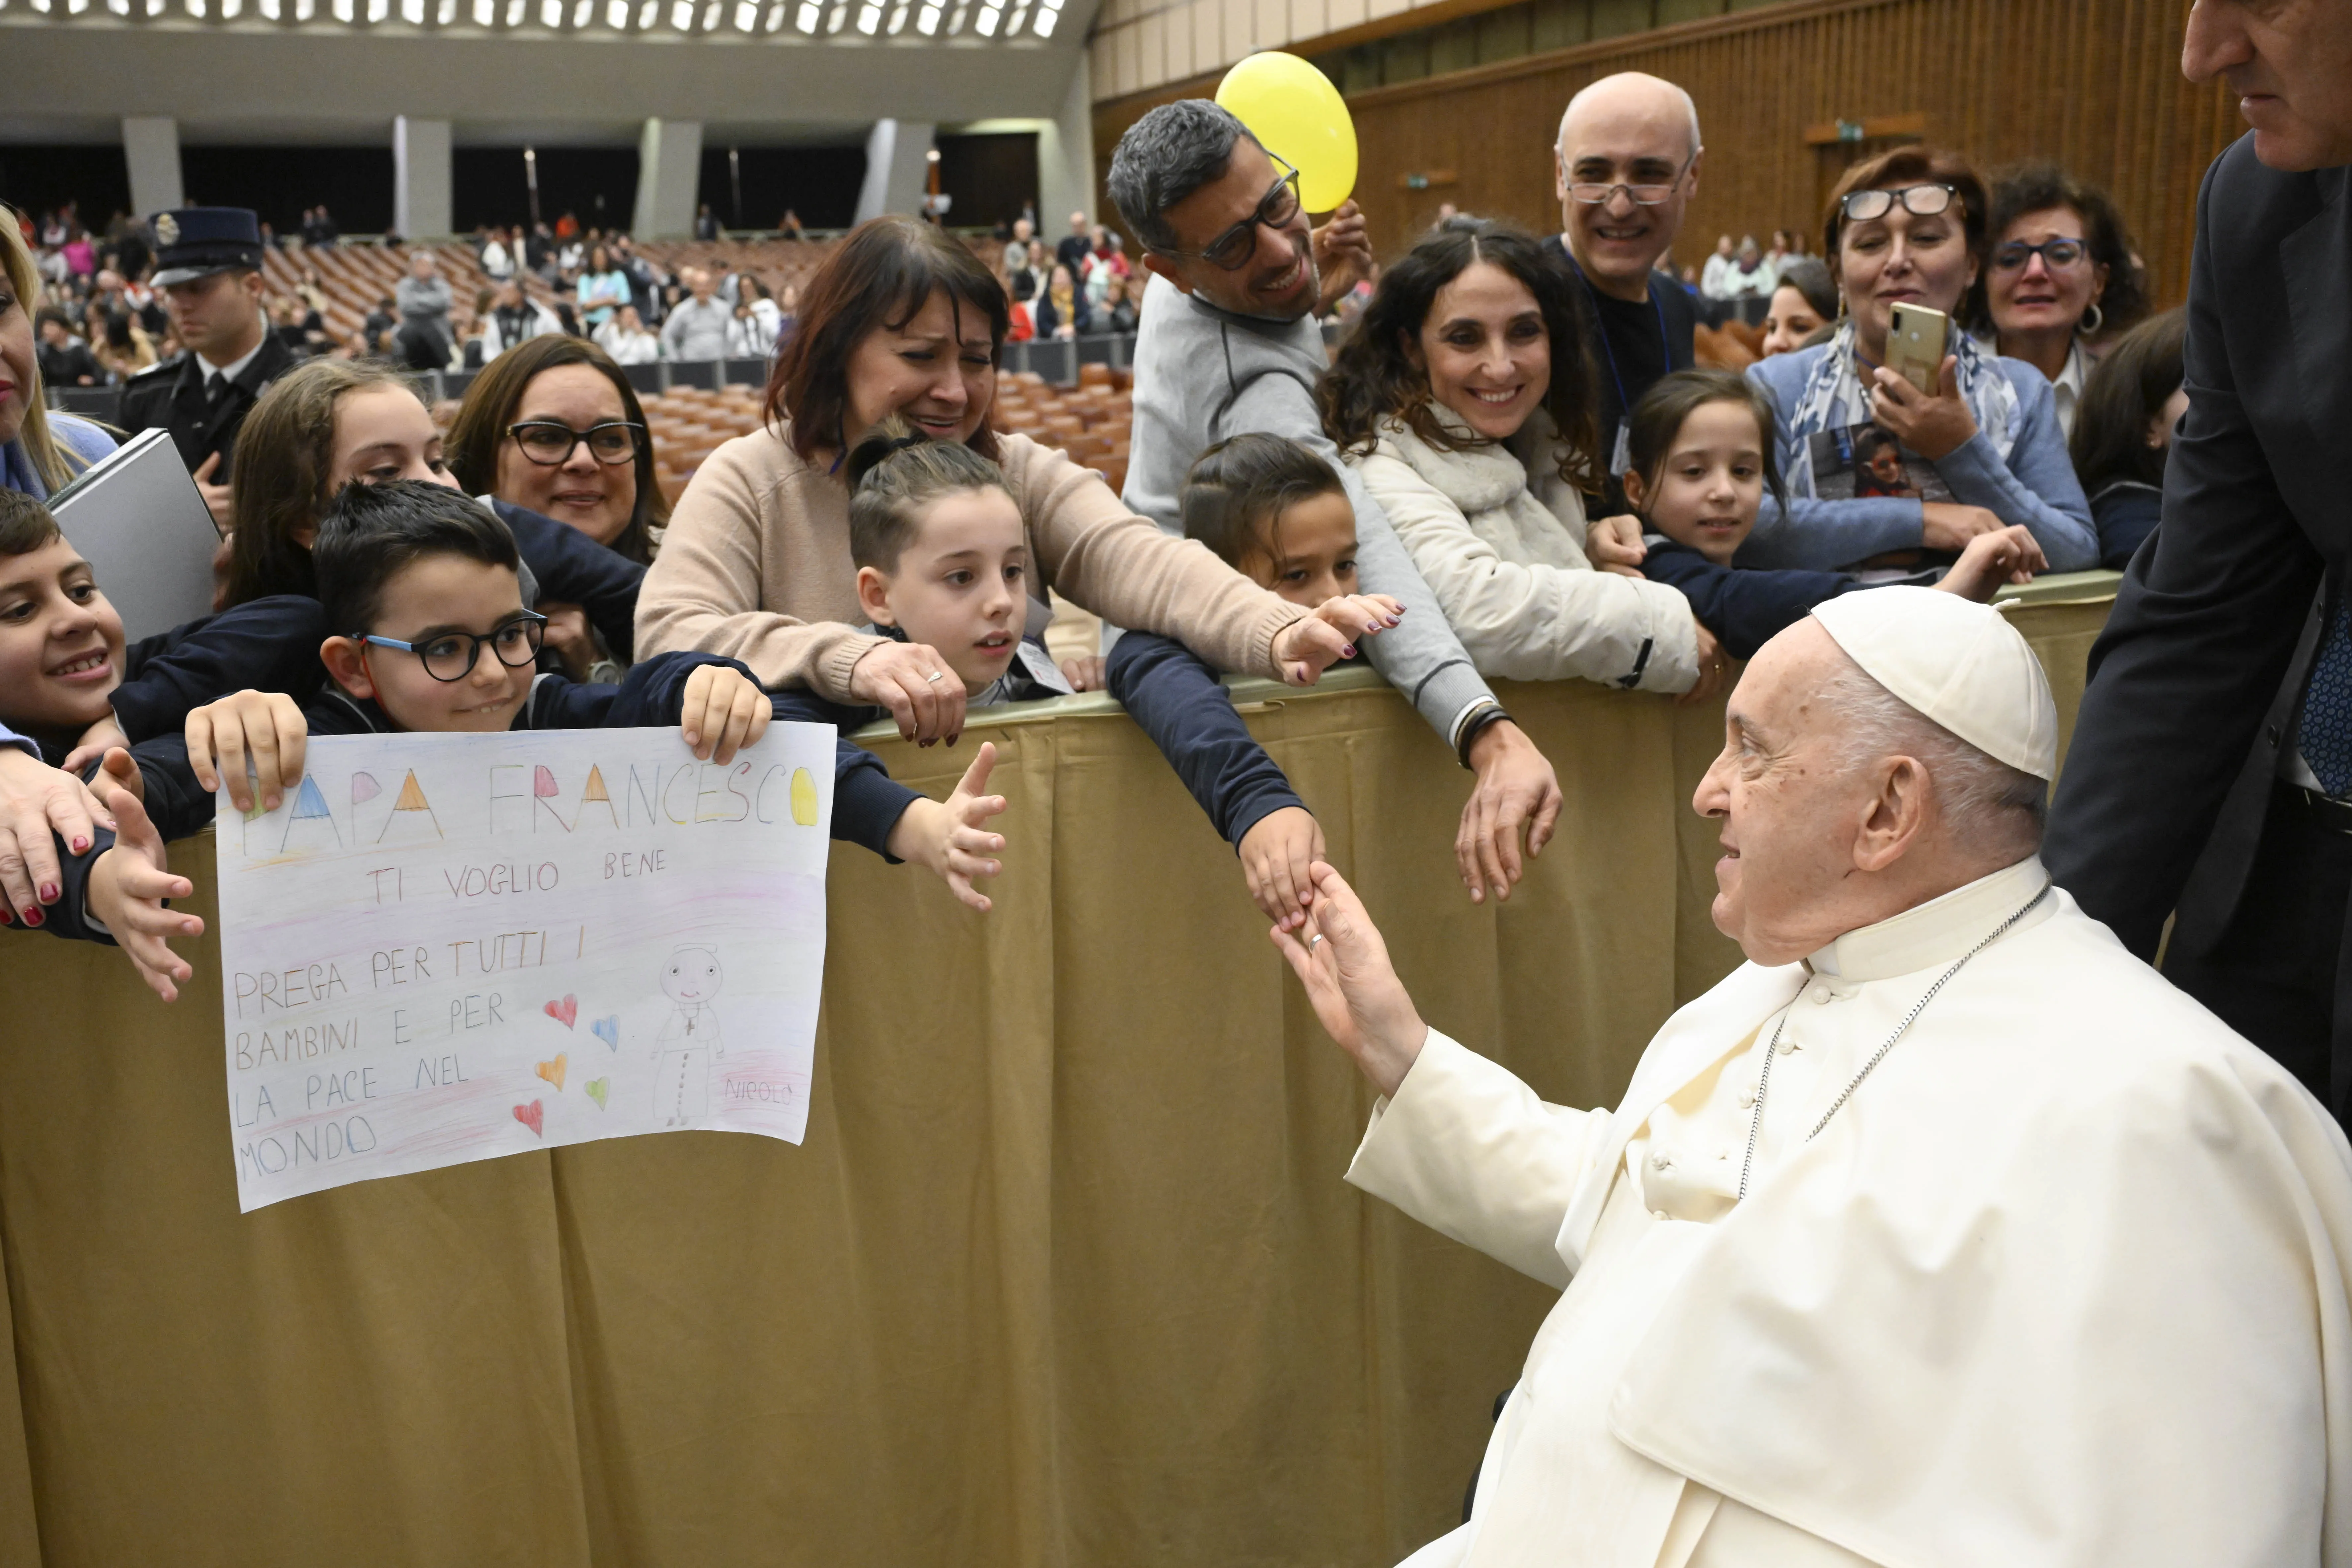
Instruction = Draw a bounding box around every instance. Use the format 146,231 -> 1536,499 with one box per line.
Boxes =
1215,51 -> 1358,214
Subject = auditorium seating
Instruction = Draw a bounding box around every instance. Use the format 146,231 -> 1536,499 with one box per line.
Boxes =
256,236 -> 856,344
621,362 -> 1134,507
258,233 -> 1015,347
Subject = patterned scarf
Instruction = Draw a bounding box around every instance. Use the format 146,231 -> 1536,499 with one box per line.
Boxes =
1784,319 -> 2021,497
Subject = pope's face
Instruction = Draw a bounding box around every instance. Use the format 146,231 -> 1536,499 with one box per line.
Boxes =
1694,620 -> 1889,965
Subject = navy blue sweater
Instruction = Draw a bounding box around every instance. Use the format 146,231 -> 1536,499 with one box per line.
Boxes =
764,691 -> 925,862
110,595 -> 329,743
1637,537 -> 1870,661
1106,632 -> 1308,848
2088,482 -> 2161,572
493,499 -> 646,663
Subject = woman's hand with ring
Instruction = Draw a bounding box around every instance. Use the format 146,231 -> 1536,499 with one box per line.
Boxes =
851,639 -> 968,746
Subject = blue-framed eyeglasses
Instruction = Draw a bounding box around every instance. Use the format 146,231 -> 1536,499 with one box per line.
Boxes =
353,611 -> 547,682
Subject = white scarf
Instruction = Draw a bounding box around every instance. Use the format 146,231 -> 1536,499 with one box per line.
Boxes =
1376,405 -> 1592,571
1785,319 -> 2020,497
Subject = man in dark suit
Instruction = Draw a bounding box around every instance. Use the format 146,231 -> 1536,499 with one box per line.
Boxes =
2046,0 -> 2352,1118
117,207 -> 296,531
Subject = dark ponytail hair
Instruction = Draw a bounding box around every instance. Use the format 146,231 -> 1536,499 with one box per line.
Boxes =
1624,369 -> 1786,521
844,418 -> 1013,571
1320,217 -> 1603,491
1178,432 -> 1344,570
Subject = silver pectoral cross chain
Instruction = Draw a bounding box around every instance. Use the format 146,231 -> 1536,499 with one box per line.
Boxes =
1735,885 -> 2051,1202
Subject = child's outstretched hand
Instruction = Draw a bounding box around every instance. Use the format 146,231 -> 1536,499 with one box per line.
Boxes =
681,664 -> 772,764
1060,655 -> 1108,692
1239,805 -> 1324,931
1937,524 -> 2047,601
86,749 -> 201,1003
1307,593 -> 1404,653
886,741 -> 1009,912
187,689 -> 308,814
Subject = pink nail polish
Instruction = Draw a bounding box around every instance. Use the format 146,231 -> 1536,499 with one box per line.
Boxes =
38,883 -> 58,903
21,908 -> 41,928
70,837 -> 89,853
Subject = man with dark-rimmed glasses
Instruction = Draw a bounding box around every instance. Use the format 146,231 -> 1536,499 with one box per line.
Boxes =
1110,98 -> 1567,908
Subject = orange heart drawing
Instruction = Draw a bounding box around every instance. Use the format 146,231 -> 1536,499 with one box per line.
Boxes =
544,995 -> 578,1028
536,1054 -> 568,1091
513,1100 -> 544,1137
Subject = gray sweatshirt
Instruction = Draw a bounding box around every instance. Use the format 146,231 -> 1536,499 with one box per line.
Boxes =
395,274 -> 453,337
1124,273 -> 1498,752
662,296 -> 736,362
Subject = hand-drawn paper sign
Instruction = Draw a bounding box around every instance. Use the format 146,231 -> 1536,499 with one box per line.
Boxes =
213,724 -> 835,1212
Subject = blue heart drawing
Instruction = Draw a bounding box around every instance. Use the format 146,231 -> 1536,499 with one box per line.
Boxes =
590,1015 -> 620,1051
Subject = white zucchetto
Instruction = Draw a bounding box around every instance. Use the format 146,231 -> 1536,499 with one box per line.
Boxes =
1810,587 -> 2058,780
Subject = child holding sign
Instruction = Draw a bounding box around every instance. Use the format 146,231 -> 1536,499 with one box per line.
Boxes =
43,481 -> 770,999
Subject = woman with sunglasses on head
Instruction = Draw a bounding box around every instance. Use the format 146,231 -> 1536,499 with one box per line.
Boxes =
445,334 -> 667,680
1741,147 -> 2097,575
1966,161 -> 2150,439
636,215 -> 1349,750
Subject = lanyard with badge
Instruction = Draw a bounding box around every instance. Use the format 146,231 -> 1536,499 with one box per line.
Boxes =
1575,267 -> 1669,480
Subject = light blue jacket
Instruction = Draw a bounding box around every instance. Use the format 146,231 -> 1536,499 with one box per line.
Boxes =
1743,345 -> 2097,572
1,412 -> 115,501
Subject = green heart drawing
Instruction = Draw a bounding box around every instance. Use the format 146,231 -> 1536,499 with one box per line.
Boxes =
584,1078 -> 610,1111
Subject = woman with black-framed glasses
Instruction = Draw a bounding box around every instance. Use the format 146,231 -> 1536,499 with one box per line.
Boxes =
1966,161 -> 2150,440
447,333 -> 670,680
1740,145 -> 2097,576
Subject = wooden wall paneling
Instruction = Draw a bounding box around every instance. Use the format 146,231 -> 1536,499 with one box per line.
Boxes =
1089,0 -> 2237,306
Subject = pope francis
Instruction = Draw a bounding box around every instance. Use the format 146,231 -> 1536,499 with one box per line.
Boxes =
1275,588 -> 2352,1568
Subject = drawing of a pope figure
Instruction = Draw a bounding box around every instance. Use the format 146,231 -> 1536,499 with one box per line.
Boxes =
653,946 -> 725,1128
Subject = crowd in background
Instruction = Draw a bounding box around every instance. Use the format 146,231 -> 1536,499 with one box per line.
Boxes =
14,198 -> 817,381
0,80 -> 2189,982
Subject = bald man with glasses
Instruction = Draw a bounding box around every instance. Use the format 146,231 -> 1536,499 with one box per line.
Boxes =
1551,72 -> 1704,514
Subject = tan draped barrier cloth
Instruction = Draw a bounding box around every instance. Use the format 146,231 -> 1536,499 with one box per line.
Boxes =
0,579 -> 2115,1566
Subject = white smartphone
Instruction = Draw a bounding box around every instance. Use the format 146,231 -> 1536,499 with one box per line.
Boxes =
1884,302 -> 1949,396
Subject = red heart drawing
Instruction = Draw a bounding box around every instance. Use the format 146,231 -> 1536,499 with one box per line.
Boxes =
513,1100 -> 544,1137
543,996 -> 577,1028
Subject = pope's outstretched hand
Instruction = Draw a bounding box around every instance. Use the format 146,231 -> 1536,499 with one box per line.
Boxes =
1270,862 -> 1429,1098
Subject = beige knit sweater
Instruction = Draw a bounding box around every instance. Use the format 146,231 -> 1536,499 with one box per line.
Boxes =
636,420 -> 1306,700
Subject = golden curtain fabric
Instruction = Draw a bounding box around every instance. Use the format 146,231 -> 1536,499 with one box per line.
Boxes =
0,593 -> 2104,1567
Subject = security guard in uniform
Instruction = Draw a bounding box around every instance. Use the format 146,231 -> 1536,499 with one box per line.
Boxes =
118,207 -> 296,529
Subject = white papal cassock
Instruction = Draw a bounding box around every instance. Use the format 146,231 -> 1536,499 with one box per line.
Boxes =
1352,854 -> 2352,1568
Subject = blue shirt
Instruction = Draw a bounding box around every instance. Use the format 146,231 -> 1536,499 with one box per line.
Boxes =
1742,347 -> 2097,572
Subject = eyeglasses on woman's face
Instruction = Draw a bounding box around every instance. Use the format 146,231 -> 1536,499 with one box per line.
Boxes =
1839,184 -> 1957,223
1991,237 -> 2089,273
354,611 -> 547,682
507,419 -> 645,466
1163,157 -> 1304,271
